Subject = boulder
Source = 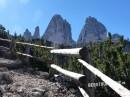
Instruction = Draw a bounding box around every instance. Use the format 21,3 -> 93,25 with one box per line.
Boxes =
0,58 -> 22,69
0,72 -> 13,85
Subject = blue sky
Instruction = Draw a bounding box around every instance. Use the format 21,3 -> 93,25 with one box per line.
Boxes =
0,0 -> 130,41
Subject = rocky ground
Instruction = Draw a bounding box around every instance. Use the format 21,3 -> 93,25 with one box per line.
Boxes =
0,58 -> 82,97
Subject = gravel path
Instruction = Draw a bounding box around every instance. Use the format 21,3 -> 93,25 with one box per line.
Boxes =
0,68 -> 81,97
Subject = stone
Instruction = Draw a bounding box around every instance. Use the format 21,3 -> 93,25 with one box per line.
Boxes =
77,16 -> 107,46
0,87 -> 3,97
0,68 -> 8,72
0,58 -> 22,69
31,88 -> 46,97
34,71 -> 49,79
43,14 -> 75,47
0,66 -> 81,97
0,72 -> 13,85
0,46 -> 12,59
44,91 -> 54,97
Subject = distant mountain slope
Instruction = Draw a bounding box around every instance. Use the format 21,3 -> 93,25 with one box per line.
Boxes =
43,14 -> 75,46
23,29 -> 32,41
33,26 -> 40,39
78,16 -> 107,45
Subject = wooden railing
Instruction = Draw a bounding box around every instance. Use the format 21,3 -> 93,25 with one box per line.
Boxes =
0,38 -> 130,97
50,48 -> 130,97
78,59 -> 130,97
0,37 -> 53,63
50,63 -> 89,97
0,38 -> 54,49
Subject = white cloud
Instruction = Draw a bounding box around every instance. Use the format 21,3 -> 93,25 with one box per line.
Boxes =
0,0 -> 7,8
19,0 -> 30,5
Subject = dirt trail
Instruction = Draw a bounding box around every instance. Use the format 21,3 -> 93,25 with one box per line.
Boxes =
0,58 -> 81,97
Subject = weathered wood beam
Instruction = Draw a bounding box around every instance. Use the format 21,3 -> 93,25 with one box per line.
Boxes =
50,64 -> 85,81
16,41 -> 54,49
16,52 -> 47,64
16,52 -> 33,58
0,38 -> 54,49
0,46 -> 10,50
50,48 -> 82,55
0,38 -> 11,42
78,59 -> 130,97
78,87 -> 89,97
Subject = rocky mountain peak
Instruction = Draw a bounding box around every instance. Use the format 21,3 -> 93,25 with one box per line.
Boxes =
43,14 -> 74,46
86,16 -> 97,24
52,14 -> 62,20
77,16 -> 107,45
23,28 -> 32,41
33,26 -> 40,39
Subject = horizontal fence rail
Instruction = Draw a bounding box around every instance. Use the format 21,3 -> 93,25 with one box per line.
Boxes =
16,52 -> 34,58
0,46 -> 38,59
16,52 -> 46,63
0,38 -> 54,49
0,46 -> 10,50
50,48 -> 81,55
0,38 -> 11,42
50,64 -> 86,81
78,59 -> 130,97
16,41 -> 54,49
78,87 -> 89,97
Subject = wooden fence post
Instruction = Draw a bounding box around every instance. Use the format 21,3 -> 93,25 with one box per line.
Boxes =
10,39 -> 17,59
25,46 -> 30,65
79,47 -> 95,97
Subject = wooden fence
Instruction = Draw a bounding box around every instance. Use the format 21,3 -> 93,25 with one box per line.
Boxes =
0,38 -> 130,97
50,48 -> 130,97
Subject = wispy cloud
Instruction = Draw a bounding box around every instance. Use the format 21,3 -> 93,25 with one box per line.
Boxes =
19,0 -> 30,5
0,0 -> 7,8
